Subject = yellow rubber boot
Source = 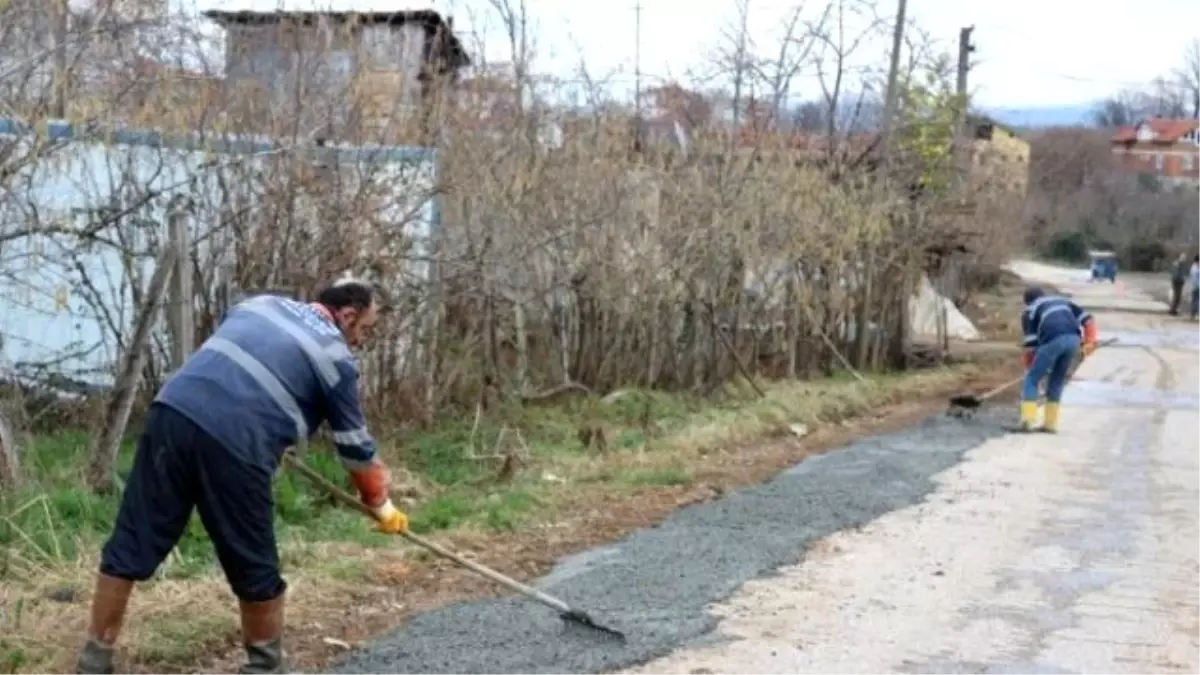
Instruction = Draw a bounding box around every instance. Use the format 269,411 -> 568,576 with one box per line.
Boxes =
1042,402 -> 1060,434
1019,401 -> 1039,432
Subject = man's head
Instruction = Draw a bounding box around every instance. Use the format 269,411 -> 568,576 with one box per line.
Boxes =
1023,285 -> 1046,306
315,278 -> 379,348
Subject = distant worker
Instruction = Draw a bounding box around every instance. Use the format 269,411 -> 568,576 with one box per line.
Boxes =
1169,252 -> 1190,316
1018,286 -> 1099,433
1191,254 -> 1200,321
75,279 -> 408,675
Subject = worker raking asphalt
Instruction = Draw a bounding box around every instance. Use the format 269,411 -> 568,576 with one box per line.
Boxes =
331,406 -> 1015,675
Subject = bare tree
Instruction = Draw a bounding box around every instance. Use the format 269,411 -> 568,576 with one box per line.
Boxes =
0,0 -> 1019,490
1092,79 -> 1191,128
806,0 -> 886,164
1177,39 -> 1199,118
1092,93 -> 1139,128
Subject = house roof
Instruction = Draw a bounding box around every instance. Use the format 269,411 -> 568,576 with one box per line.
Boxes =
966,113 -> 1022,139
1111,118 -> 1199,143
202,8 -> 470,68
203,9 -> 445,26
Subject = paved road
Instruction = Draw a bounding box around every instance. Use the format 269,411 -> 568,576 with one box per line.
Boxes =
627,266 -> 1199,674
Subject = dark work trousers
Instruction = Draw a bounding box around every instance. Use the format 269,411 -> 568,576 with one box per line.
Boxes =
99,403 -> 286,603
1169,280 -> 1184,314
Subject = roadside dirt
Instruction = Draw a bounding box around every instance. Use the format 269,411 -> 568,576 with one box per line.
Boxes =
182,360 -> 1025,675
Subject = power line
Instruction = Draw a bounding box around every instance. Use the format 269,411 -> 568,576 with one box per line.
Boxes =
966,62 -> 1198,102
967,23 -> 1195,91
534,63 -> 886,87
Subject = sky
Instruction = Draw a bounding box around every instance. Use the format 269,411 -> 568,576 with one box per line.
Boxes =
189,0 -> 1200,109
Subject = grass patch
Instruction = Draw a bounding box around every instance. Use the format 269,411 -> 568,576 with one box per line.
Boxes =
0,360 -> 1004,673
620,466 -> 694,487
127,613 -> 234,665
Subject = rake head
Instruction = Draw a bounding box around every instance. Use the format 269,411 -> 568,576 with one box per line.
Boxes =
946,394 -> 983,418
560,609 -> 627,643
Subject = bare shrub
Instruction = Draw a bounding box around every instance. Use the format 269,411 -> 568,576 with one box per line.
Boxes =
0,0 -> 1012,487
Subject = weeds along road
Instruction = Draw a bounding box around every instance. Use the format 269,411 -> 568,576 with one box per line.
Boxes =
332,262 -> 1198,675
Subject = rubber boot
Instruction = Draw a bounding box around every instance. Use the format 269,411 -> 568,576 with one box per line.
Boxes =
1041,402 -> 1061,434
75,573 -> 134,674
238,595 -> 286,674
1018,401 -> 1039,432
76,639 -> 116,675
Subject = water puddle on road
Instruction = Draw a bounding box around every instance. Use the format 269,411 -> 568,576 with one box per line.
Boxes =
1062,380 -> 1200,410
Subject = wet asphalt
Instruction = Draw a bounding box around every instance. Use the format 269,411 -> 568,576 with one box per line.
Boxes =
329,406 -> 1016,674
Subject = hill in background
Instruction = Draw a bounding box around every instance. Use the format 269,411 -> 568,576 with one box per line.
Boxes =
984,103 -> 1098,129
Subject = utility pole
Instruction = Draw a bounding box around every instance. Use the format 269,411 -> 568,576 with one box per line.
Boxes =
877,0 -> 908,173
956,26 -> 975,102
877,0 -> 910,370
633,1 -> 643,150
634,1 -> 642,118
953,26 -> 975,195
52,0 -> 69,118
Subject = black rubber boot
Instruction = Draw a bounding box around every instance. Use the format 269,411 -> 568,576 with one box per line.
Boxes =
238,595 -> 287,674
240,638 -> 285,674
75,573 -> 134,674
75,639 -> 115,675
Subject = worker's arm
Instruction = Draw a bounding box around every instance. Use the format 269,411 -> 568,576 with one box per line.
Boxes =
1020,308 -> 1036,367
1068,301 -> 1099,355
326,359 -> 408,533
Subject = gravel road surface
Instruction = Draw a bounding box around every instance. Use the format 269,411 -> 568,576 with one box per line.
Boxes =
331,407 -> 1015,674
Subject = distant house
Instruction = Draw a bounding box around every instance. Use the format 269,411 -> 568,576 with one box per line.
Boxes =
718,111 -> 1030,200
1110,118 -> 1200,187
202,9 -> 470,138
452,67 -> 565,149
966,116 -> 1030,197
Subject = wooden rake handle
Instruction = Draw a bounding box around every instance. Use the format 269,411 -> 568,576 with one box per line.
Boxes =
279,452 -> 574,616
985,336 -> 1118,403
977,374 -> 1025,402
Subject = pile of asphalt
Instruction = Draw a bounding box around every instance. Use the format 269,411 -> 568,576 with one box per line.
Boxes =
331,407 -> 1014,674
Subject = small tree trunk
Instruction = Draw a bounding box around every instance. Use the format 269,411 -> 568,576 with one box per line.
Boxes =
646,298 -> 662,386
854,262 -> 874,369
512,298 -> 529,389
87,246 -> 179,494
166,207 -> 194,371
0,410 -> 20,489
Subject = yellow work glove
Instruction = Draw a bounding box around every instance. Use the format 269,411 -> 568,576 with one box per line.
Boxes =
371,499 -> 409,534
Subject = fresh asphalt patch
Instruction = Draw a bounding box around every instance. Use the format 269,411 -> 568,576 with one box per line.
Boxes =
330,407 -> 1016,674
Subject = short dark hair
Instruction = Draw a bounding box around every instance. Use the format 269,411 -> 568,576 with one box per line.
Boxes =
316,279 -> 375,311
1023,285 -> 1045,305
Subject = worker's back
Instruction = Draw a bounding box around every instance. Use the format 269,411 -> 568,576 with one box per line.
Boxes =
1022,294 -> 1089,348
155,295 -> 356,467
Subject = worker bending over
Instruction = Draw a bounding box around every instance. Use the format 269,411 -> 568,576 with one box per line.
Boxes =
76,279 -> 408,674
1018,286 -> 1099,433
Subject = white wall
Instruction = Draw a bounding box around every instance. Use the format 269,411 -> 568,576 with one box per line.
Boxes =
0,121 -> 436,390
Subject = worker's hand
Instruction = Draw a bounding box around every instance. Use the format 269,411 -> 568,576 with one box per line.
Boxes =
1081,341 -> 1097,358
350,460 -> 391,511
1021,348 -> 1034,369
371,499 -> 409,534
